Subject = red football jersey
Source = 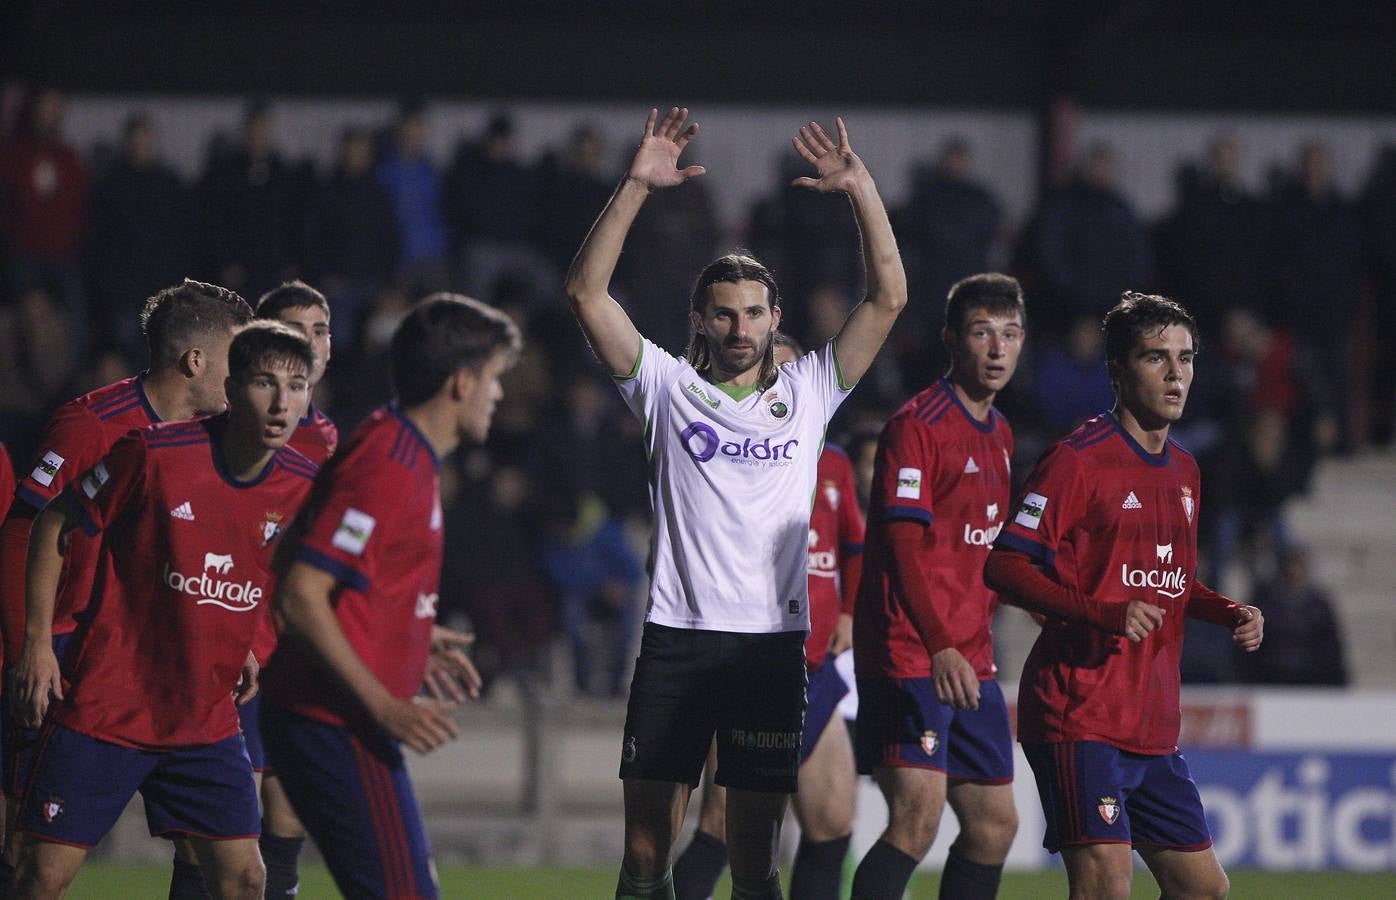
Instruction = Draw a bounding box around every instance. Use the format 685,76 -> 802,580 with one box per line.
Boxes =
261,407 -> 443,729
995,413 -> 1201,755
55,416 -> 318,750
805,445 -> 864,669
288,402 -> 339,467
855,378 -> 1014,680
0,444 -> 14,524
0,377 -> 161,662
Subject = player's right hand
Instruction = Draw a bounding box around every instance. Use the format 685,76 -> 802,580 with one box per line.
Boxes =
374,695 -> 459,754
15,642 -> 63,729
626,107 -> 705,190
1121,600 -> 1166,642
931,647 -> 980,710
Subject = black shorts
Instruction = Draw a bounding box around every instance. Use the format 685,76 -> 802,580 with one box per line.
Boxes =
619,623 -> 807,794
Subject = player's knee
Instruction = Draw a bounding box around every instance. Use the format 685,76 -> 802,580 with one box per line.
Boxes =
15,859 -> 74,899
621,836 -> 668,879
218,857 -> 266,900
958,803 -> 1018,857
886,800 -> 942,856
1181,869 -> 1229,900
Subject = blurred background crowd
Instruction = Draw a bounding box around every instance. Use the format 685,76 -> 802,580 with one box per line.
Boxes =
3,86 -> 1392,693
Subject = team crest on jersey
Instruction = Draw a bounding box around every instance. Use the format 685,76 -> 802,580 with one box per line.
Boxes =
41,796 -> 64,824
920,730 -> 940,755
823,481 -> 840,510
1097,796 -> 1121,825
260,512 -> 284,547
1181,486 -> 1195,524
30,450 -> 65,488
764,391 -> 790,419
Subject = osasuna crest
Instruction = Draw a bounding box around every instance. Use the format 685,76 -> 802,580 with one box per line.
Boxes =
920,730 -> 940,756
42,796 -> 64,823
261,511 -> 284,547
1097,795 -> 1121,825
1181,486 -> 1195,524
824,482 -> 840,510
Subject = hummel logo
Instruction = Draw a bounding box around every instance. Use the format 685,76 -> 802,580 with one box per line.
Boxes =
1122,492 -> 1142,510
964,456 -> 980,474
170,501 -> 195,521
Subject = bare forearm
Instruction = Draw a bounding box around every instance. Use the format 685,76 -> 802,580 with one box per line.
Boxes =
279,581 -> 394,718
564,177 -> 649,304
23,508 -> 68,645
846,177 -> 906,313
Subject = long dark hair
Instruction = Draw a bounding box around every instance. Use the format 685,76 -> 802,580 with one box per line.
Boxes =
685,252 -> 782,389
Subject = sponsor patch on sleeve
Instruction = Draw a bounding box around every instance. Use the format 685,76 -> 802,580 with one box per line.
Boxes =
331,507 -> 377,556
79,461 -> 109,499
1014,492 -> 1047,530
895,467 -> 922,500
30,450 -> 65,488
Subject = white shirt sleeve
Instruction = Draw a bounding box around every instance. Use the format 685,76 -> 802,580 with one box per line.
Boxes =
788,340 -> 855,424
612,336 -> 684,425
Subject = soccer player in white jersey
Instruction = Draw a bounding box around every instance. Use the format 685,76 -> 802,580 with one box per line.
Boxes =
565,107 -> 907,900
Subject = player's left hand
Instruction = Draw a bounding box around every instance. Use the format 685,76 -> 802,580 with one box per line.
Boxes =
234,651 -> 260,705
1232,605 -> 1264,652
791,118 -> 871,195
425,625 -> 482,706
827,613 -> 853,656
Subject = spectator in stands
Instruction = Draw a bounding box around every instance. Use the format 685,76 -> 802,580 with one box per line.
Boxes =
1156,134 -> 1274,334
896,137 -> 1002,387
375,100 -> 450,294
534,122 -> 616,277
0,87 -> 86,320
446,112 -> 555,301
1032,142 -> 1154,335
1274,141 -> 1363,447
1031,313 -> 1116,435
197,100 -> 301,297
304,125 -> 400,349
1239,546 -> 1349,686
83,114 -> 194,356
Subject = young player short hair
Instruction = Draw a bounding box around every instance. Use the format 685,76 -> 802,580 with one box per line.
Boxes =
256,280 -> 330,321
391,293 -> 522,407
227,321 -> 316,384
1101,291 -> 1201,366
140,279 -> 255,370
686,251 -> 782,386
944,273 -> 1026,335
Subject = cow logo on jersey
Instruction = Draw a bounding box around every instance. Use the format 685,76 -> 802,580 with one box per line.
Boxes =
963,456 -> 980,474
260,512 -> 284,547
331,508 -> 377,556
79,461 -> 110,500
1122,491 -> 1143,510
1097,796 -> 1121,825
1181,486 -> 1195,524
920,730 -> 940,756
808,528 -> 837,578
895,467 -> 922,499
30,450 -> 65,488
686,382 -> 721,410
987,503 -> 999,522
41,796 -> 64,824
622,736 -> 637,763
1121,546 -> 1188,599
1015,492 -> 1047,530
163,553 -> 264,612
680,422 -> 799,467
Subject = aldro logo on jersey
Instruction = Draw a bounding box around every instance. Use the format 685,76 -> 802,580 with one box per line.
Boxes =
163,552 -> 263,612
680,422 -> 798,467
1120,543 -> 1188,599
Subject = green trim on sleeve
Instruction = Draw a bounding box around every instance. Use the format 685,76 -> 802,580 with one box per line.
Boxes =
831,340 -> 854,392
612,336 -> 644,382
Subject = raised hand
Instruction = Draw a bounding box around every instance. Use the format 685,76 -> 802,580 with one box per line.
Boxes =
626,107 -> 706,190
791,117 -> 870,194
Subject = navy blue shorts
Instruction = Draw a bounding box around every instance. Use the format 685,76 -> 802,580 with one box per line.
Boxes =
4,632 -> 76,795
261,702 -> 438,899
238,695 -> 265,772
18,723 -> 259,848
1021,740 -> 1212,853
854,676 -> 1013,782
801,656 -> 849,764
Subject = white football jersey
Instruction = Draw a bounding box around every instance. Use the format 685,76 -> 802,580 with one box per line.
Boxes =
616,337 -> 853,633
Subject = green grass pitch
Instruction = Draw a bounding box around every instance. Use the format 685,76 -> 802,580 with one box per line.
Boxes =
63,862 -> 1396,898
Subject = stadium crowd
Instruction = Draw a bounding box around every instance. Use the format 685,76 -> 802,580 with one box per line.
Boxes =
2,90 -> 1392,691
